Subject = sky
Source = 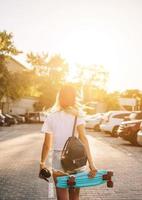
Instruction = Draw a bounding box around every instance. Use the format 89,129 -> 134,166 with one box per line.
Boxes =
1,0 -> 142,92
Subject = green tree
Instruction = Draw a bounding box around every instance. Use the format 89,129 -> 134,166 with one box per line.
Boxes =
27,52 -> 48,74
0,31 -> 36,109
75,64 -> 108,102
7,71 -> 37,100
0,61 -> 10,99
0,31 -> 21,101
83,87 -> 120,112
27,52 -> 69,110
121,89 -> 142,98
27,52 -> 68,79
104,91 -> 121,111
76,64 -> 108,88
47,54 -> 68,83
0,31 -> 21,57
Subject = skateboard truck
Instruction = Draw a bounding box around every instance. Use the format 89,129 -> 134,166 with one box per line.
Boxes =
67,176 -> 76,187
102,171 -> 113,188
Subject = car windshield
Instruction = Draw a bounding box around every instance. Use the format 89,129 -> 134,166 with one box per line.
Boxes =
0,114 -> 5,118
103,112 -> 111,120
6,114 -> 12,118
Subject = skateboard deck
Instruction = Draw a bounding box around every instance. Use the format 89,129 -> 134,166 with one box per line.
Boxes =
56,169 -> 113,188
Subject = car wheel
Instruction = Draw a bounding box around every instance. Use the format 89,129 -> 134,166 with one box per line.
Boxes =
129,132 -> 139,146
6,122 -> 11,127
123,129 -> 132,141
111,126 -> 119,137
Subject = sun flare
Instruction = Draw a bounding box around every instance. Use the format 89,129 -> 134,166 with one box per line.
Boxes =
59,29 -> 120,89
60,29 -> 117,65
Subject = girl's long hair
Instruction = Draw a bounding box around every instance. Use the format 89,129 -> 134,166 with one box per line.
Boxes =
50,84 -> 84,116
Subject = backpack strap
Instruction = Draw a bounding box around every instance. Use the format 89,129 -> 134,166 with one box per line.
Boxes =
72,116 -> 77,137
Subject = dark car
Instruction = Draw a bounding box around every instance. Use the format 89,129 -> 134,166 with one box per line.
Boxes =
3,114 -> 16,126
118,119 -> 142,145
11,114 -> 24,124
25,112 -> 40,123
0,114 -> 5,126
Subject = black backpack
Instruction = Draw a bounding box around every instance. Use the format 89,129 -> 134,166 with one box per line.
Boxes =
61,116 -> 87,172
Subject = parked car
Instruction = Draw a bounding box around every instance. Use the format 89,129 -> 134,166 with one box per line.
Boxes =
3,114 -> 16,125
118,119 -> 142,146
100,111 -> 131,137
85,113 -> 104,131
0,114 -> 5,126
11,114 -> 24,124
137,123 -> 142,146
1,114 -> 10,126
123,111 -> 142,121
128,111 -> 142,120
25,112 -> 40,123
24,111 -> 49,123
19,114 -> 26,123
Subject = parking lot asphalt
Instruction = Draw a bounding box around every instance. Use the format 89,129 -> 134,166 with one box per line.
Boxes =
0,124 -> 142,200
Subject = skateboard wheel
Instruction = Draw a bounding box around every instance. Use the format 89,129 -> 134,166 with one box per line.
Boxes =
107,171 -> 113,177
107,180 -> 113,188
67,176 -> 76,187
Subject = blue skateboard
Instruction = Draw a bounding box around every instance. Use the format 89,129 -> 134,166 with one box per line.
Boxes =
56,170 -> 113,188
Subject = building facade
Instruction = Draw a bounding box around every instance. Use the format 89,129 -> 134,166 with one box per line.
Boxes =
1,57 -> 37,114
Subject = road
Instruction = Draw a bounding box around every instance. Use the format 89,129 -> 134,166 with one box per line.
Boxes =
0,124 -> 142,200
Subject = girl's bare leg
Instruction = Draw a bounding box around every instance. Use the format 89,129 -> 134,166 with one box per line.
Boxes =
69,188 -> 80,200
53,170 -> 69,200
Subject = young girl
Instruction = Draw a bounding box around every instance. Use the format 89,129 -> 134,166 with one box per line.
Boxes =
40,84 -> 97,200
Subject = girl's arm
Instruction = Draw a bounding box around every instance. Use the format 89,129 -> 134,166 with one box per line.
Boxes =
77,124 -> 97,177
40,133 -> 53,169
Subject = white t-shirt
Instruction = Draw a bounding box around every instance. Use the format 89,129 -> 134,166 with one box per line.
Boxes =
41,111 -> 85,151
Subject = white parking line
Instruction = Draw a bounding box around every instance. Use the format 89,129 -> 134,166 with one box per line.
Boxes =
48,182 -> 55,198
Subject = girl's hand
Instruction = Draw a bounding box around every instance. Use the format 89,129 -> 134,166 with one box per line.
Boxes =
40,162 -> 46,170
88,164 -> 97,178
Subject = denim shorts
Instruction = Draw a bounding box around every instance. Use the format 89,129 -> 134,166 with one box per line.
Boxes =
52,150 -> 63,171
52,150 -> 86,173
